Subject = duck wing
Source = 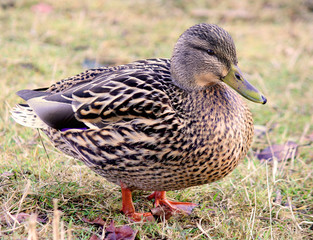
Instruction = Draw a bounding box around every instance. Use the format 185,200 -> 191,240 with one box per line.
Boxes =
16,59 -> 176,130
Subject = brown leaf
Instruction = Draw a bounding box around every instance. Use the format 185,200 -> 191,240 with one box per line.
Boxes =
0,213 -> 46,224
82,216 -> 106,227
256,141 -> 298,162
89,234 -> 101,240
105,220 -> 138,240
150,205 -> 174,220
84,219 -> 138,240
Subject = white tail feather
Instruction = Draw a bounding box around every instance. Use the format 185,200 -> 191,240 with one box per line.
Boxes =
11,104 -> 48,129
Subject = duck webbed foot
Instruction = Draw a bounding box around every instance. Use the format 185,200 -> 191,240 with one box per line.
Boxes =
120,183 -> 155,222
147,191 -> 198,215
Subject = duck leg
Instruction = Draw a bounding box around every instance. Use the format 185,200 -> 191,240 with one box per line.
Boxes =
147,191 -> 197,215
120,183 -> 154,222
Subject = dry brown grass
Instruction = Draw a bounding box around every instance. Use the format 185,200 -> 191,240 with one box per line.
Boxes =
1,0 -> 312,239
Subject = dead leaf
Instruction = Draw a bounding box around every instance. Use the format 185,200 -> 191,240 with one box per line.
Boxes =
89,234 -> 101,240
150,205 -> 174,220
83,218 -> 137,240
0,213 -> 46,224
105,220 -> 138,240
82,216 -> 106,227
151,202 -> 197,221
256,141 -> 298,162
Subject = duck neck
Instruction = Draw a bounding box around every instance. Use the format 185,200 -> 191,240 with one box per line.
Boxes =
183,83 -> 236,116
170,55 -> 204,92
181,83 -> 246,141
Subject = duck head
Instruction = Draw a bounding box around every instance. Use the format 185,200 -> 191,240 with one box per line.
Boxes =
170,23 -> 267,104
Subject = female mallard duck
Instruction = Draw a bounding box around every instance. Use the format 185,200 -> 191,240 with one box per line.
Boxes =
12,23 -> 266,221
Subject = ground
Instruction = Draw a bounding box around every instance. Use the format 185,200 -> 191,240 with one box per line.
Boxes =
0,0 -> 312,239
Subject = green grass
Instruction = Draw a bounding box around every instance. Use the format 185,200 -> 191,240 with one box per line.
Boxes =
1,0 -> 312,239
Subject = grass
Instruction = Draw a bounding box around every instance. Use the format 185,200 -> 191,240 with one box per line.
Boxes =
1,0 -> 313,239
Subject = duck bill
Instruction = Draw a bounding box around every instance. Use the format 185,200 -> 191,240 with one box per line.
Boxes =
222,64 -> 267,104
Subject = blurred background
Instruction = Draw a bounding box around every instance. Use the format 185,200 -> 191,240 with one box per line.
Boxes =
1,0 -> 312,239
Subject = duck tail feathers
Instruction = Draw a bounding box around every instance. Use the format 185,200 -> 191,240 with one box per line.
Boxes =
11,104 -> 48,129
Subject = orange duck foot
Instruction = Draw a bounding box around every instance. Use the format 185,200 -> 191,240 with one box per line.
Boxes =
120,183 -> 155,222
124,212 -> 155,222
147,191 -> 198,215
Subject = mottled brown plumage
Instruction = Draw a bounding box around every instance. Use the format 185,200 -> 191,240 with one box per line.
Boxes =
12,23 -> 266,221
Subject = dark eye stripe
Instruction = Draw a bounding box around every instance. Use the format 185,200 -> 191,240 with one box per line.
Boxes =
190,44 -> 215,56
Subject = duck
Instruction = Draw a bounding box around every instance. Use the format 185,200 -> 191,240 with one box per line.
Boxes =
12,23 -> 266,222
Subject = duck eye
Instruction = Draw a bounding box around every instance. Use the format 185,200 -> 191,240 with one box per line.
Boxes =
207,49 -> 214,55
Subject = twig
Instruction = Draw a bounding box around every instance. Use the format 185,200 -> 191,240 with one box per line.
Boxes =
60,220 -> 65,240
28,214 -> 38,240
53,199 -> 60,240
37,129 -> 50,160
248,190 -> 257,240
13,179 -> 31,229
265,161 -> 273,240
195,219 -> 213,240
287,197 -> 302,231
